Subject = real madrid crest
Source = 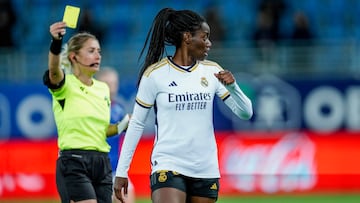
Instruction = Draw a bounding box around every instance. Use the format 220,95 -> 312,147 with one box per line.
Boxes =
158,171 -> 167,182
201,77 -> 208,87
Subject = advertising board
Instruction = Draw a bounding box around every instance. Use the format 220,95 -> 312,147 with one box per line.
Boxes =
1,131 -> 359,198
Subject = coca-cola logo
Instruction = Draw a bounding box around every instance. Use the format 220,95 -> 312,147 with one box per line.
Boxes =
219,132 -> 317,193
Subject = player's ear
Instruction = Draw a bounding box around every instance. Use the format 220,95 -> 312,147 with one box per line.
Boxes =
183,32 -> 191,45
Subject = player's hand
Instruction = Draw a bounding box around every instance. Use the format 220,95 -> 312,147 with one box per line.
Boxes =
214,70 -> 235,86
49,22 -> 66,40
114,177 -> 128,203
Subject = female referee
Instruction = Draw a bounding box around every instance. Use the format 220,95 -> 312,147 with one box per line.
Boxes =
44,21 -> 129,203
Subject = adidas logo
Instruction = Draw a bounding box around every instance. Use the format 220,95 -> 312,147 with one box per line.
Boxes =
210,183 -> 217,190
169,81 -> 177,86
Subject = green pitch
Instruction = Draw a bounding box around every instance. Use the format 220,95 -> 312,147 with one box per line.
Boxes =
2,193 -> 360,203
218,194 -> 360,203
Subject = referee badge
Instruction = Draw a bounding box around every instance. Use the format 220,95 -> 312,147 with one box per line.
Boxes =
201,77 -> 208,87
104,96 -> 110,106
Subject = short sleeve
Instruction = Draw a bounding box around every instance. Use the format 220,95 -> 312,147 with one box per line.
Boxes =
42,69 -> 65,90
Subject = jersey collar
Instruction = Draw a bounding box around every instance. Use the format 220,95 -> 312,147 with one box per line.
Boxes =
167,56 -> 199,73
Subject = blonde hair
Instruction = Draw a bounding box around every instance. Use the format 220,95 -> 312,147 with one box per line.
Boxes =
60,32 -> 98,74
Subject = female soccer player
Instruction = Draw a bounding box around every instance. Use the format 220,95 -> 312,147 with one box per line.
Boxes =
114,8 -> 253,203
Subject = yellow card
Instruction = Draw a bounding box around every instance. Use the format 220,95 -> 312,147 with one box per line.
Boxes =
62,5 -> 80,29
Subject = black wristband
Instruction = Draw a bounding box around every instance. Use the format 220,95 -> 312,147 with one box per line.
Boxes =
50,37 -> 63,55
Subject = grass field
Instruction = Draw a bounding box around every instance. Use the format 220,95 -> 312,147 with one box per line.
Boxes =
2,193 -> 360,203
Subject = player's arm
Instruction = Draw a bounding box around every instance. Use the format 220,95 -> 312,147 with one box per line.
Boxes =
114,73 -> 155,202
115,103 -> 150,178
114,74 -> 154,175
48,22 -> 66,87
215,70 -> 253,119
114,103 -> 150,202
224,83 -> 253,120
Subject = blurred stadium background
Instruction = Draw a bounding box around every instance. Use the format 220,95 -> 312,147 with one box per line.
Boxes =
1,0 -> 360,202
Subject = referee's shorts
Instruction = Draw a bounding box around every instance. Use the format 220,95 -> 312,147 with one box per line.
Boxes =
56,149 -> 113,203
150,170 -> 219,200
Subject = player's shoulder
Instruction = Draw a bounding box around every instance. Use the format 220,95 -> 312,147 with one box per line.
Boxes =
199,59 -> 224,71
143,58 -> 169,77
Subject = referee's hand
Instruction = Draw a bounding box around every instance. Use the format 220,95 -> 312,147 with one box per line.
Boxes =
49,21 -> 66,40
114,177 -> 128,203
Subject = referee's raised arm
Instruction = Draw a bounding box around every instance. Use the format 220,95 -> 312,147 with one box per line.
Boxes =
47,21 -> 66,87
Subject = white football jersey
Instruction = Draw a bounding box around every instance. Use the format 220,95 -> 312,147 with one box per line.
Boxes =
116,57 -> 252,178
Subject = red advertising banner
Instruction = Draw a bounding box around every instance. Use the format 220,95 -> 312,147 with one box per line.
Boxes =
129,131 -> 360,196
1,131 -> 360,199
216,131 -> 360,194
0,139 -> 58,198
